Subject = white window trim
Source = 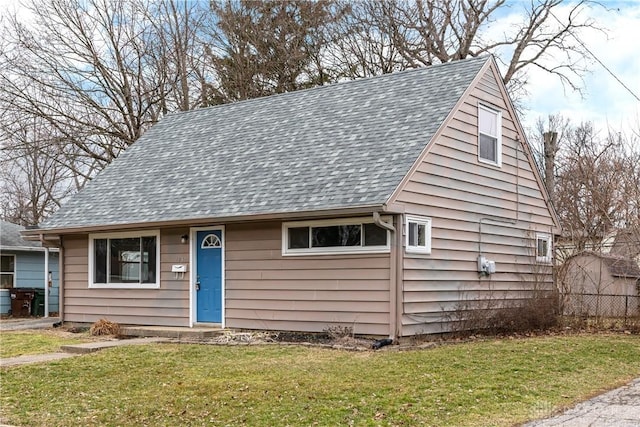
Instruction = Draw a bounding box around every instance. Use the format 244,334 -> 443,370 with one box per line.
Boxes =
536,233 -> 552,263
0,254 -> 16,289
405,215 -> 432,254
282,217 -> 391,256
88,230 -> 160,289
478,103 -> 502,167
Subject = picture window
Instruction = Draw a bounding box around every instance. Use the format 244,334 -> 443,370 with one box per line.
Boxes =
89,231 -> 160,288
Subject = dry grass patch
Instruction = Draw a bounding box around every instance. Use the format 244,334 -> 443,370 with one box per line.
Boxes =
89,319 -> 121,336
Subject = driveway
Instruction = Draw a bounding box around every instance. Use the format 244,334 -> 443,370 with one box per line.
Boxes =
522,377 -> 640,427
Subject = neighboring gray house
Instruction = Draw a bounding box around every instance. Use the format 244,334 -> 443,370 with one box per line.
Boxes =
25,56 -> 560,337
1,220 -> 59,316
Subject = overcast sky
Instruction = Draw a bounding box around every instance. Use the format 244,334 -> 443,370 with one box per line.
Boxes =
512,1 -> 640,136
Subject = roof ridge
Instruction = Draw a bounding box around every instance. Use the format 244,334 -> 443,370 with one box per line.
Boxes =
165,56 -> 491,119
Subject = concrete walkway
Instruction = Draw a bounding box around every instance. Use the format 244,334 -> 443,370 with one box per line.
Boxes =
0,317 -> 61,331
1,318 -> 171,368
522,377 -> 640,427
0,337 -> 170,367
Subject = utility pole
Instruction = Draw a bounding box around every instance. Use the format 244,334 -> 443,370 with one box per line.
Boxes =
543,131 -> 558,201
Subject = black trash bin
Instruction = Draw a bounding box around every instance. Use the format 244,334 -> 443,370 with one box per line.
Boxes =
32,289 -> 45,317
9,288 -> 36,317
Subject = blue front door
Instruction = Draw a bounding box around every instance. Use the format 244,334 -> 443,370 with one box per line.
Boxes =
196,230 -> 222,323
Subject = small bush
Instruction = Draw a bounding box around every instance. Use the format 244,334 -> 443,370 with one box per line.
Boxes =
447,291 -> 558,337
90,318 -> 120,336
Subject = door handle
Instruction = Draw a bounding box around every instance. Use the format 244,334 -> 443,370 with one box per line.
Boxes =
195,282 -> 200,291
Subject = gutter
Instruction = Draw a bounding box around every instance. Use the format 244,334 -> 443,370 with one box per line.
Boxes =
23,204 -> 391,236
0,245 -> 60,252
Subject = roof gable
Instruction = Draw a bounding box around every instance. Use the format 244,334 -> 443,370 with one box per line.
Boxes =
0,220 -> 43,249
41,57 -> 489,231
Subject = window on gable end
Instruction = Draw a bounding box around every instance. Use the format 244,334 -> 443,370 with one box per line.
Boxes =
478,104 -> 502,166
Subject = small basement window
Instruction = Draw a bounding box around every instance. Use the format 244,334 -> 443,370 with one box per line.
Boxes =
478,104 -> 502,166
1,254 -> 15,289
89,230 -> 160,288
536,233 -> 552,263
282,218 -> 390,255
406,216 -> 432,254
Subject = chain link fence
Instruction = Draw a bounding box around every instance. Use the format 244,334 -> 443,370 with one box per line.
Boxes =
560,293 -> 640,321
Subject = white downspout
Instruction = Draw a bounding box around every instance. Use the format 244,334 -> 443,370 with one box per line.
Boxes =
373,212 -> 395,232
40,234 -> 50,318
44,246 -> 49,317
373,212 -> 398,340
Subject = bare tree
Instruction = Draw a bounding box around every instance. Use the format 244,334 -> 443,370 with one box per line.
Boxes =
0,0 -> 212,179
204,0 -> 340,104
549,122 -> 639,255
334,0 -> 601,104
0,113 -> 75,226
329,1 -> 410,78
142,0 -> 213,112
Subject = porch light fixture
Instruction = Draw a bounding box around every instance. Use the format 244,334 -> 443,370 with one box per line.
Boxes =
181,234 -> 189,244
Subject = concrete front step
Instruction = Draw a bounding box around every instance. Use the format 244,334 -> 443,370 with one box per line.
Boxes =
119,325 -> 224,339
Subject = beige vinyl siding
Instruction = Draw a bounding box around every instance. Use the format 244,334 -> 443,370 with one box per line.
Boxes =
393,66 -> 555,336
62,228 -> 190,326
225,221 -> 391,335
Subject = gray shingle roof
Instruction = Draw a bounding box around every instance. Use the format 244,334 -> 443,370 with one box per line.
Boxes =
41,56 -> 489,230
602,255 -> 640,279
0,220 -> 42,249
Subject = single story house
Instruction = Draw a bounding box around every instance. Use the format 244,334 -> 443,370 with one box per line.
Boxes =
1,220 -> 59,316
560,251 -> 640,317
25,56 -> 560,338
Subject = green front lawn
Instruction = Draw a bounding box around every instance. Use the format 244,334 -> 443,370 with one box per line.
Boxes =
1,334 -> 639,426
0,330 -> 92,358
